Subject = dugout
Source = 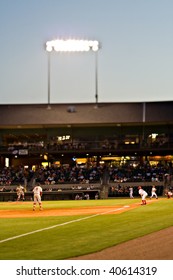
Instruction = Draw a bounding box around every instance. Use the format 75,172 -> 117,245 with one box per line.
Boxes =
0,188 -> 100,201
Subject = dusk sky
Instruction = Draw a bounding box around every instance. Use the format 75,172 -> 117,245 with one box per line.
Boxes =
0,0 -> 173,104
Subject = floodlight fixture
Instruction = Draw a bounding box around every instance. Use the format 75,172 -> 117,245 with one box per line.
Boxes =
46,39 -> 100,52
45,38 -> 100,109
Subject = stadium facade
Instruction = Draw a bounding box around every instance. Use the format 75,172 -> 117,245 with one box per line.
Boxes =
0,101 -> 173,169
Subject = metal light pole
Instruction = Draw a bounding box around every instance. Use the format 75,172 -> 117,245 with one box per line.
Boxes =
95,51 -> 98,107
45,39 -> 100,108
47,51 -> 51,109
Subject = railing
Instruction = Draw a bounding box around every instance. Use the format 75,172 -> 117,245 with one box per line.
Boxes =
1,140 -> 173,154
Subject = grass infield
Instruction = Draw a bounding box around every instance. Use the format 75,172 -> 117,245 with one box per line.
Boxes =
0,198 -> 173,259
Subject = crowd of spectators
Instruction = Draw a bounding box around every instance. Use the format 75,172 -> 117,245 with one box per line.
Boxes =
109,163 -> 171,183
0,165 -> 27,186
35,165 -> 103,185
0,162 -> 172,190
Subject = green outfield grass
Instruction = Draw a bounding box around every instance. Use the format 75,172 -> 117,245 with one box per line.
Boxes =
0,198 -> 173,260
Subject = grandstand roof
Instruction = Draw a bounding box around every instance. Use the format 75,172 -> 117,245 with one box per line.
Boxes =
0,101 -> 173,128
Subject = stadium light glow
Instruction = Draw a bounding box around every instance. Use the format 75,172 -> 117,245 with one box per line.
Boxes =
45,38 -> 100,109
46,39 -> 99,52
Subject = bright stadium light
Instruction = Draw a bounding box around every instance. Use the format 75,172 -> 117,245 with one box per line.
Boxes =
45,38 -> 100,108
46,39 -> 99,52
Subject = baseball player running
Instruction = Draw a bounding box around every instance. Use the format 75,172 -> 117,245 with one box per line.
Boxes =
33,183 -> 43,211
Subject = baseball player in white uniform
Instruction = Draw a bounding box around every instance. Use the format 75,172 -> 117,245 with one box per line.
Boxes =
129,187 -> 134,198
138,186 -> 148,205
16,184 -> 25,201
150,185 -> 158,199
166,189 -> 173,199
33,183 -> 43,211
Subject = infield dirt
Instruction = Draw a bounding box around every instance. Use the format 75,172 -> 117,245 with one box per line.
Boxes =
0,201 -> 145,218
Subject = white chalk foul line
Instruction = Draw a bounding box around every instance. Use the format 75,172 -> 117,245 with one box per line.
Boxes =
0,206 -> 126,244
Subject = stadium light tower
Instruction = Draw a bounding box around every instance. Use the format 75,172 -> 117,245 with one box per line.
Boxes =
45,39 -> 100,108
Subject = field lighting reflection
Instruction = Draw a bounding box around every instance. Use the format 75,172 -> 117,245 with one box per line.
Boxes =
46,39 -> 99,52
